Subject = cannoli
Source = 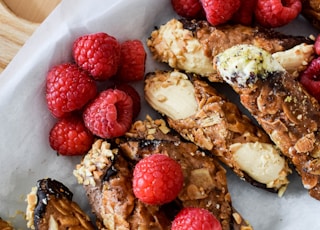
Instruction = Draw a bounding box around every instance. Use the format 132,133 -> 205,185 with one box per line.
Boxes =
215,44 -> 320,200
144,70 -> 291,194
147,18 -> 314,81
26,178 -> 94,230
74,117 -> 252,230
73,139 -> 170,230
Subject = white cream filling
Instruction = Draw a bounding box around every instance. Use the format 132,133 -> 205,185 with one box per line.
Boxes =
272,43 -> 314,78
145,71 -> 198,120
215,44 -> 285,87
230,142 -> 286,185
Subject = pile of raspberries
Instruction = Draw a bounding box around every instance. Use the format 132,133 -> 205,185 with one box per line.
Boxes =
46,32 -> 145,156
171,0 -> 302,28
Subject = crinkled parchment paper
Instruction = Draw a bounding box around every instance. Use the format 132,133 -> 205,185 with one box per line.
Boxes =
0,0 -> 319,229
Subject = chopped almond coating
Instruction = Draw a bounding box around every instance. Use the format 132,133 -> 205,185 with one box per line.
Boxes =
147,18 -> 314,82
74,140 -> 117,187
215,44 -> 320,200
145,70 -> 291,193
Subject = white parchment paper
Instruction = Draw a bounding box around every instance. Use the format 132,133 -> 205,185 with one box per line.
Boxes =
0,0 -> 319,229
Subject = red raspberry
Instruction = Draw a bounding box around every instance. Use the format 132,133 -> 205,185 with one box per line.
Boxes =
83,89 -> 133,138
232,0 -> 257,26
73,32 -> 120,80
171,207 -> 222,230
132,154 -> 184,205
171,0 -> 204,19
46,63 -> 97,118
114,83 -> 141,119
254,0 -> 302,28
200,0 -> 240,26
49,115 -> 94,156
116,40 -> 146,82
299,57 -> 320,102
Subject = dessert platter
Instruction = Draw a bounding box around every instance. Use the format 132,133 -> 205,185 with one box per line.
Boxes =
0,0 -> 320,229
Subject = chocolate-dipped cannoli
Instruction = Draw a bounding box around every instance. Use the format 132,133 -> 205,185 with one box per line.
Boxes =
147,18 -> 314,81
26,178 -> 94,230
74,139 -> 171,230
74,117 -> 252,230
144,70 -> 291,194
215,44 -> 320,201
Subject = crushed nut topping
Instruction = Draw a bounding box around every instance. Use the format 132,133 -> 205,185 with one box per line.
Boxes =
74,140 -> 118,187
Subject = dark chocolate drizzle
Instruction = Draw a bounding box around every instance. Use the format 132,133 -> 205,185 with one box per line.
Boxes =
138,139 -> 162,148
34,178 -> 73,229
103,165 -> 118,182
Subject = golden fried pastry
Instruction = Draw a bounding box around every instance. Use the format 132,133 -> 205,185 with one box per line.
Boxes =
26,178 -> 94,230
144,70 -> 291,194
147,18 -> 314,81
74,117 -> 252,230
215,44 -> 320,201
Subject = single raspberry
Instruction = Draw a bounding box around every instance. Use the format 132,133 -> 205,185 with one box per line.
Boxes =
200,0 -> 240,26
114,83 -> 141,119
83,89 -> 133,138
132,154 -> 184,205
171,0 -> 204,19
299,57 -> 320,101
46,63 -> 97,118
171,207 -> 222,230
254,0 -> 302,28
49,115 -> 94,156
232,0 -> 257,26
73,32 -> 120,80
116,40 -> 146,82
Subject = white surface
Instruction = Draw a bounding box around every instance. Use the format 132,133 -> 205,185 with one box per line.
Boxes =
0,0 -> 319,229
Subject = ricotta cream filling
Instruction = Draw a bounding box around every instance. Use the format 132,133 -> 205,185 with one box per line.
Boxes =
215,44 -> 285,87
145,71 -> 198,120
230,142 -> 287,187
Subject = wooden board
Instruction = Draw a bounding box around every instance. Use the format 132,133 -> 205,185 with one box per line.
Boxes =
0,0 -> 60,73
